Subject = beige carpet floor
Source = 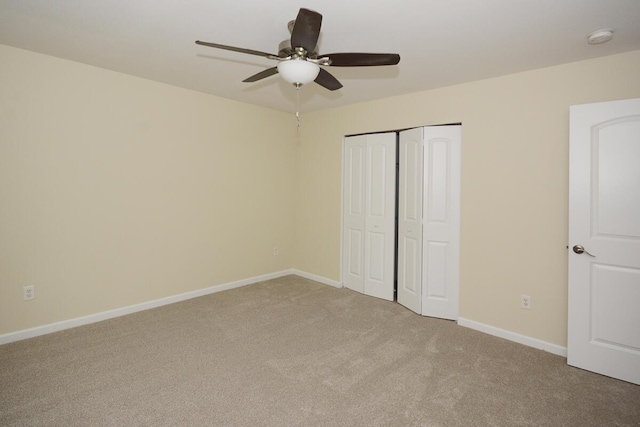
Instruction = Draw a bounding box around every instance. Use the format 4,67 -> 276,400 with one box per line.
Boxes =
1,275 -> 639,426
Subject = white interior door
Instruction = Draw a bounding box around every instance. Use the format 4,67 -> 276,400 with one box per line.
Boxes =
421,126 -> 461,320
568,98 -> 640,385
343,133 -> 396,301
398,127 -> 424,313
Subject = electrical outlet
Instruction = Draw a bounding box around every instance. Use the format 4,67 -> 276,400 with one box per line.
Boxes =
23,285 -> 35,301
273,247 -> 279,256
520,294 -> 531,310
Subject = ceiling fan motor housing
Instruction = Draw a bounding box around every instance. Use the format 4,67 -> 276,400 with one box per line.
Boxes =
279,39 -> 318,58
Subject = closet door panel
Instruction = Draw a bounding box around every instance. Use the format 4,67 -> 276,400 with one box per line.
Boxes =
342,136 -> 366,293
398,127 -> 424,313
364,133 -> 396,301
422,126 -> 461,320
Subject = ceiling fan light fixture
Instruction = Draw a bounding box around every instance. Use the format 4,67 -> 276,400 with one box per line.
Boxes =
277,59 -> 320,86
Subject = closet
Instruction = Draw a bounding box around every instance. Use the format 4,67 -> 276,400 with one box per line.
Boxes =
342,125 -> 461,319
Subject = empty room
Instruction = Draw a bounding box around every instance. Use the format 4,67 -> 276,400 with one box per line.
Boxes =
1,1 -> 640,425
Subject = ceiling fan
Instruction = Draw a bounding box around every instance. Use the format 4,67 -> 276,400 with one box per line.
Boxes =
195,8 -> 400,91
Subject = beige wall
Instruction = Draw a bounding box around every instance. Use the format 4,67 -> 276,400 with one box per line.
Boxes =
3,42 -> 640,348
295,50 -> 640,347
0,44 -> 295,334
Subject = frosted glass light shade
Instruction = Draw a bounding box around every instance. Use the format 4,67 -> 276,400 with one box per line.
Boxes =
277,59 -> 320,85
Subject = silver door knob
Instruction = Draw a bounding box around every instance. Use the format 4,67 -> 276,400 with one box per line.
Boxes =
573,245 -> 596,257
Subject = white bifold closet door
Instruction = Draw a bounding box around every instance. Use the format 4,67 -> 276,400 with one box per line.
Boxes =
343,132 -> 396,301
397,127 -> 424,313
398,126 -> 461,320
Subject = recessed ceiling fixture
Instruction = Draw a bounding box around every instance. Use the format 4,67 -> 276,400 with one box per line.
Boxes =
587,29 -> 614,45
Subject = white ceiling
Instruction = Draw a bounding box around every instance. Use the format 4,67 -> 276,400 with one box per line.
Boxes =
2,0 -> 640,113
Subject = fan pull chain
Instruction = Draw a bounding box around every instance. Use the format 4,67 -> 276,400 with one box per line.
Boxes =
295,84 -> 301,132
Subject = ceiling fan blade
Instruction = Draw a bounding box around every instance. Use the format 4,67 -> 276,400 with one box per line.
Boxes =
242,67 -> 279,83
314,68 -> 343,91
290,8 -> 322,53
319,53 -> 401,67
195,41 -> 277,59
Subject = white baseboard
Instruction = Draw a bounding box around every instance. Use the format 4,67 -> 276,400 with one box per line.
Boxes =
0,269 -> 295,346
289,272 -> 569,358
10,269 -> 565,358
292,269 -> 342,288
457,317 -> 567,357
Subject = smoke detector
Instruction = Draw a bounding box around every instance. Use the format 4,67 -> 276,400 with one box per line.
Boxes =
588,29 -> 614,45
